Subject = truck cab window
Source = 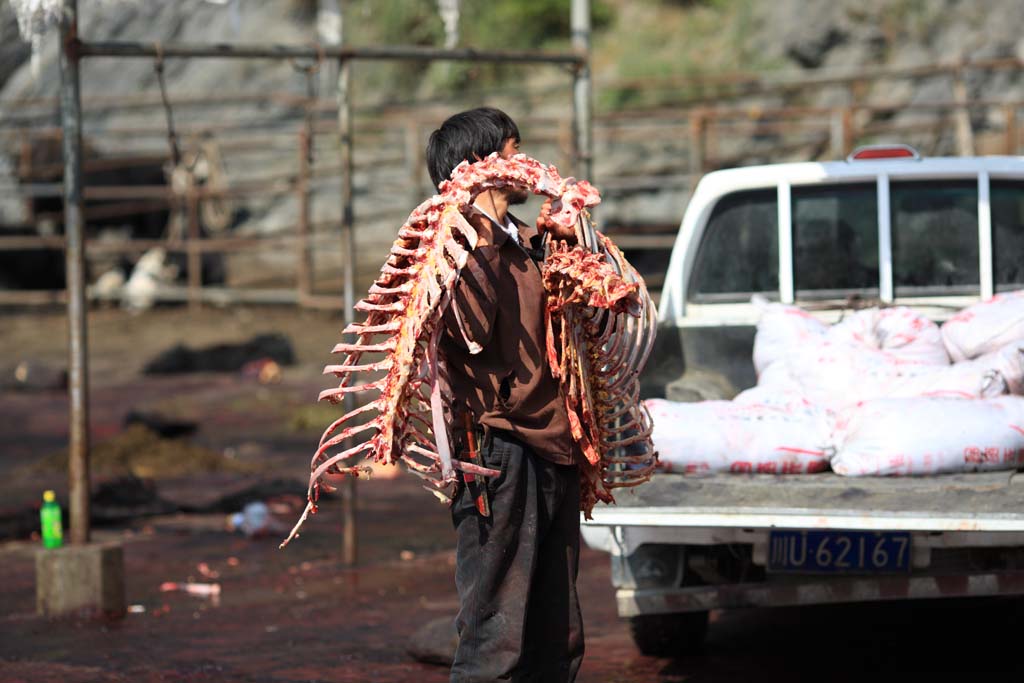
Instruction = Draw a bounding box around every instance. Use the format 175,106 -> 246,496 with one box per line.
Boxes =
991,180 -> 1024,290
891,180 -> 979,296
792,183 -> 878,298
689,189 -> 778,301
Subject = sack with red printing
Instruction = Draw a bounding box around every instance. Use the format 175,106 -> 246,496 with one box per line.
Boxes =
783,340 -> 1023,404
751,297 -> 827,375
941,289 -> 1024,361
827,307 -> 949,365
831,396 -> 1024,476
645,398 -> 833,475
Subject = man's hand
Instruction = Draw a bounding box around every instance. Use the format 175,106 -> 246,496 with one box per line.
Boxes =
537,198 -> 577,243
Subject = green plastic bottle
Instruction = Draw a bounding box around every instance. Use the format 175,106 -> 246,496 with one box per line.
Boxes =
40,490 -> 63,549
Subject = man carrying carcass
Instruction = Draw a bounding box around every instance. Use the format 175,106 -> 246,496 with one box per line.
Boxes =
426,107 -> 585,682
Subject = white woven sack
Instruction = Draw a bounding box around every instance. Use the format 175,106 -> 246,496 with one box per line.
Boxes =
941,290 -> 1024,361
751,297 -> 827,376
645,398 -> 833,475
826,307 -> 948,365
831,396 -> 1024,476
781,341 -> 1023,405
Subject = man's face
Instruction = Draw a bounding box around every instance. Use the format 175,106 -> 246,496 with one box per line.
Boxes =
500,137 -> 529,205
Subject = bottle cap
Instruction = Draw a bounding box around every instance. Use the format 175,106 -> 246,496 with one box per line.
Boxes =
43,490 -> 55,503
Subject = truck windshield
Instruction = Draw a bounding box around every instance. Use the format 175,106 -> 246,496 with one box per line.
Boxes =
793,183 -> 879,298
891,180 -> 979,297
992,180 -> 1024,291
687,177 -> 1024,305
690,189 -> 778,301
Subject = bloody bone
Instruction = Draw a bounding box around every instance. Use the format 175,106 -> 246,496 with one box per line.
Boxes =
281,154 -> 657,548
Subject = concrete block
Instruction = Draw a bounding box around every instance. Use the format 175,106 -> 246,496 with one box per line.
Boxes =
36,542 -> 126,617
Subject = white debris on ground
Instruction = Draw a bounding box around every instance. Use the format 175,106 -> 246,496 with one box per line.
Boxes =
649,291 -> 1024,476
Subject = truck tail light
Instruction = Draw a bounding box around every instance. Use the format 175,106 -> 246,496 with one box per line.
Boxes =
846,144 -> 921,161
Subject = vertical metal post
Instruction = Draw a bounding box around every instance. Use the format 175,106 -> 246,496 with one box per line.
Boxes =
336,18 -> 358,565
952,63 -> 974,156
978,171 -> 994,301
404,120 -> 423,208
688,108 -> 706,190
186,187 -> 202,309
1004,103 -> 1018,155
877,173 -> 894,304
841,106 -> 854,157
296,129 -> 313,301
571,0 -> 592,181
777,182 -> 794,305
829,108 -> 844,159
59,0 -> 90,545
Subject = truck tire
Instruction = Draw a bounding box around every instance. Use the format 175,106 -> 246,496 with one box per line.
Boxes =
628,611 -> 709,657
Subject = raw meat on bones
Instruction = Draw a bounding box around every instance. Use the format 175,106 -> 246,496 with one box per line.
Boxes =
280,153 -> 658,547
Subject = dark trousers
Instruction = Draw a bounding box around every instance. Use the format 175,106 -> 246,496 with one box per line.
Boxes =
450,430 -> 584,683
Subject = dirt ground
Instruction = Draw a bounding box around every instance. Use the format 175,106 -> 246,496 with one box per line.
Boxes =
1,306 -> 1022,681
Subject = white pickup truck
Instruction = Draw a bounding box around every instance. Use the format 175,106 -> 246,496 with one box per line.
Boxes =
582,145 -> 1024,656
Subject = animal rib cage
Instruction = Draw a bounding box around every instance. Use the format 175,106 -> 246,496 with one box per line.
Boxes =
281,154 -> 657,547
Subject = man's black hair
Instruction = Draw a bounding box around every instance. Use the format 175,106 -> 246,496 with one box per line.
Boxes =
426,107 -> 520,189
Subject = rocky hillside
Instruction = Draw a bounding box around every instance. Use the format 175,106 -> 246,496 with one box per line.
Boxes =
1,0 -> 1022,288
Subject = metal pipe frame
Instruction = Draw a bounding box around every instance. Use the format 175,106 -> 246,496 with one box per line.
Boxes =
59,0 -> 90,545
49,1 -> 594,557
76,41 -> 583,65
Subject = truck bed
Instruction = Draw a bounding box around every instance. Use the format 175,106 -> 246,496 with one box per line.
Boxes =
586,471 -> 1024,531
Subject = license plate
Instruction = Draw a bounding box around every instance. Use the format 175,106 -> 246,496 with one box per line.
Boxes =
767,530 -> 912,574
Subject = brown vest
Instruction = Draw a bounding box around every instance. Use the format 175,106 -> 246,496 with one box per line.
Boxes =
440,213 -> 576,465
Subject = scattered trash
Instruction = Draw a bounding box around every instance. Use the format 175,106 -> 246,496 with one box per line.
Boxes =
142,333 -> 296,375
241,358 -> 282,384
33,424 -> 253,479
127,604 -> 146,614
2,360 -> 67,392
91,267 -> 126,302
39,490 -> 63,549
90,475 -> 178,524
196,562 -> 220,579
123,248 -> 179,312
206,479 -> 308,514
226,501 -> 288,538
160,581 -> 222,602
123,410 -> 198,438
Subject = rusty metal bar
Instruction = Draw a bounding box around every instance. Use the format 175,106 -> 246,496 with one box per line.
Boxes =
186,189 -> 202,310
952,62 -> 975,156
1005,104 -> 1019,155
596,56 -> 1024,99
59,0 -> 91,545
403,120 -> 423,205
337,48 -> 358,566
688,109 -> 706,184
571,0 -> 593,181
0,286 -> 305,307
296,129 -> 313,300
0,234 -> 296,252
75,40 -> 584,65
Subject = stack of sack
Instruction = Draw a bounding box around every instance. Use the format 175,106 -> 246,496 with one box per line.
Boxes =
649,290 -> 1024,476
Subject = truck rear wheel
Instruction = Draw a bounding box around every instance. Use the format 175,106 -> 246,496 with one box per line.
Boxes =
628,611 -> 709,657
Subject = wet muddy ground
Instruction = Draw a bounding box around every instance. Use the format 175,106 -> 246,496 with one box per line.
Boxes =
1,307 -> 1021,681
